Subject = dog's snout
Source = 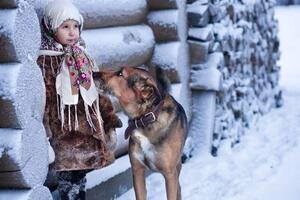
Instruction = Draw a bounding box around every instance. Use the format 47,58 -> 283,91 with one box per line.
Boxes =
93,72 -> 104,81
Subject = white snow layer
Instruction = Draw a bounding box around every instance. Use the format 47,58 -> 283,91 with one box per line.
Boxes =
0,62 -> 45,128
0,120 -> 48,188
151,42 -> 180,70
147,10 -> 178,27
0,3 -> 40,63
34,0 -> 147,29
86,155 -> 131,190
0,186 -> 52,200
82,25 -> 154,68
0,131 -> 22,165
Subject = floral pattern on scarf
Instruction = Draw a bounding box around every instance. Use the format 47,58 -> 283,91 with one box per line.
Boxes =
64,45 -> 93,95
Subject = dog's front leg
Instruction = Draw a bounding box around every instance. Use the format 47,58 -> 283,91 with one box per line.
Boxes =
129,139 -> 147,200
130,157 -> 147,200
163,170 -> 179,200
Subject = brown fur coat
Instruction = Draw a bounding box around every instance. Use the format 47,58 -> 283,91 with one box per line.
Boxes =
37,55 -> 122,171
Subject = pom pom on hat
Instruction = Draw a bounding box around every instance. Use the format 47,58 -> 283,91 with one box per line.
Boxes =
43,0 -> 84,32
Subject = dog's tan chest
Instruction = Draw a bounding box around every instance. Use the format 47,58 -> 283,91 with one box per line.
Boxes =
132,130 -> 157,170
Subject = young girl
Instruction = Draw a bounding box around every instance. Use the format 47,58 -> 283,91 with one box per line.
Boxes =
37,1 -> 122,199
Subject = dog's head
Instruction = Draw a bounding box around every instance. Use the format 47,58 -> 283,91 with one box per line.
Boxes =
93,67 -> 168,118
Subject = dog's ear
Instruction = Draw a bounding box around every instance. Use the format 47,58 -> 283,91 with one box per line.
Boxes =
131,77 -> 160,102
140,81 -> 155,100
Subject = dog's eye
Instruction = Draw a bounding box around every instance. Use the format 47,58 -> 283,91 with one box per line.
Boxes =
117,70 -> 123,76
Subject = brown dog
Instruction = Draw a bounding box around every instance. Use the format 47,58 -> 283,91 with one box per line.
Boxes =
93,67 -> 187,200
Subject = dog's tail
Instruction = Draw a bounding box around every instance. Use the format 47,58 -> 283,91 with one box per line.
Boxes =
155,67 -> 170,97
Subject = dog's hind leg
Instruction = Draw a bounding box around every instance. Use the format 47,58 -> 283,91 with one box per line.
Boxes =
164,169 -> 179,200
176,162 -> 182,200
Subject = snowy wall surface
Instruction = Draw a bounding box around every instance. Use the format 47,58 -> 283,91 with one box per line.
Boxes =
35,0 -> 147,29
82,25 -> 155,68
0,2 -> 40,63
0,0 -> 50,199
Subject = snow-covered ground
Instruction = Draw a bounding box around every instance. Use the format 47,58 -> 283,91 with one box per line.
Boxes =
115,6 -> 300,200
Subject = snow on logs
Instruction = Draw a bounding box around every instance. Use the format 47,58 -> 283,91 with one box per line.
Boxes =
82,25 -> 155,68
0,3 -> 40,63
187,2 -> 209,27
0,120 -> 48,188
190,52 -> 223,91
0,1 -> 50,198
0,186 -> 52,200
0,0 -> 34,9
0,63 -> 45,128
147,0 -> 178,10
75,0 -> 147,29
149,42 -> 182,83
35,0 -> 147,29
147,10 -> 179,42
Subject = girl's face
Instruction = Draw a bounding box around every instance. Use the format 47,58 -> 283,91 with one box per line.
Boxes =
55,20 -> 80,46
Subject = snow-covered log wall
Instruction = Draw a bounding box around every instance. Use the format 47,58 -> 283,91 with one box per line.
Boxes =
187,0 -> 282,156
0,0 -> 51,199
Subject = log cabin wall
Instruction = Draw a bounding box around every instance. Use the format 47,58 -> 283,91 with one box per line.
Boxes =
0,0 -> 51,199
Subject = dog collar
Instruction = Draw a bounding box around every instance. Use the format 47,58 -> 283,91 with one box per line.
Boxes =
124,100 -> 164,139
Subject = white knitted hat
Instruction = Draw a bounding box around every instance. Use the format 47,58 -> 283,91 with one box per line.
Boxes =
43,0 -> 84,32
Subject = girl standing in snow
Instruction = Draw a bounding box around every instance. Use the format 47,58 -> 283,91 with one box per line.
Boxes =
37,1 -> 122,199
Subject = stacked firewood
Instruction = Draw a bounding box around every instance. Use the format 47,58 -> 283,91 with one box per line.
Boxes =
0,0 -> 51,199
187,0 -> 282,156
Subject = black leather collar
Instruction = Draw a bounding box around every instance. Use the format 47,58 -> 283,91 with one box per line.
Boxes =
124,100 -> 164,139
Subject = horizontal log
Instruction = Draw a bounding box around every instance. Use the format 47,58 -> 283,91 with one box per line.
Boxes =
149,42 -> 182,83
0,5 -> 40,63
35,0 -> 147,29
0,186 -> 52,200
0,0 -> 34,8
147,0 -> 177,10
0,62 -> 45,128
187,0 -> 208,4
190,52 -> 223,91
188,40 -> 210,64
188,25 -> 213,41
187,3 -> 209,27
206,52 -> 224,69
82,25 -> 155,68
0,120 -> 48,188
147,10 -> 179,42
190,68 -> 221,91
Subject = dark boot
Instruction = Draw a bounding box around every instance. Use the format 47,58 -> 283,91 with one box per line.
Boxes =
78,191 -> 86,200
57,170 -> 87,200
